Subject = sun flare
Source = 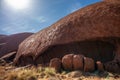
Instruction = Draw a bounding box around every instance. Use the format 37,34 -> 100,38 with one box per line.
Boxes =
4,0 -> 31,10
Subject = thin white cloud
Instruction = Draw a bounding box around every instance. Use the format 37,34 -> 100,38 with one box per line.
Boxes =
37,16 -> 47,23
1,23 -> 36,34
69,3 -> 82,13
35,16 -> 47,23
1,15 -> 48,34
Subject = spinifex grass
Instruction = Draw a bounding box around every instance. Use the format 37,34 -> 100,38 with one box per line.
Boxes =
0,65 -> 119,80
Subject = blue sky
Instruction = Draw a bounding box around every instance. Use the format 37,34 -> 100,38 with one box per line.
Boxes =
0,0 -> 101,35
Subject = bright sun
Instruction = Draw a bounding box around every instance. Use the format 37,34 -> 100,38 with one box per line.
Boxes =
4,0 -> 31,10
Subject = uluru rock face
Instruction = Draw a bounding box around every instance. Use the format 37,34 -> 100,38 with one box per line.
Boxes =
14,0 -> 120,73
103,0 -> 120,3
0,33 -> 33,60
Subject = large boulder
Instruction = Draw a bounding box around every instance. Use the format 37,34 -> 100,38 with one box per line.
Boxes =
62,54 -> 74,71
14,0 -> 120,73
104,61 -> 120,73
84,57 -> 95,72
62,54 -> 94,72
73,55 -> 84,70
49,58 -> 62,72
0,32 -> 33,61
96,61 -> 104,72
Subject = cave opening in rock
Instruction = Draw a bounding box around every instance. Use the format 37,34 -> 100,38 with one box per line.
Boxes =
38,40 -> 115,64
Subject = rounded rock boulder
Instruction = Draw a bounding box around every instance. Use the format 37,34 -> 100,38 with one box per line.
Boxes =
73,54 -> 84,70
49,58 -> 62,72
62,54 -> 74,71
84,57 -> 95,72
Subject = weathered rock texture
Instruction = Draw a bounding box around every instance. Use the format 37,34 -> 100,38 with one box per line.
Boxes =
96,61 -> 104,72
103,0 -> 120,3
62,54 -> 94,72
62,54 -> 73,71
0,51 -> 16,62
14,0 -> 120,73
73,55 -> 84,70
51,54 -> 95,72
84,57 -> 95,72
49,58 -> 62,72
0,33 -> 33,60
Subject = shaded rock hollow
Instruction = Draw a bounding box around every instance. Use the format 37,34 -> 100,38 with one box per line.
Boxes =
14,0 -> 120,73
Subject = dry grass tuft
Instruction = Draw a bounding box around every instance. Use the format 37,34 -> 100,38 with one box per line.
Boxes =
0,65 -> 119,80
5,68 -> 38,80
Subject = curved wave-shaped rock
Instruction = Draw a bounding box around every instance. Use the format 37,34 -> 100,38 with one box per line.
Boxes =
14,0 -> 120,73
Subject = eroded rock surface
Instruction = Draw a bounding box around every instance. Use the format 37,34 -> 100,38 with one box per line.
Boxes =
96,61 -> 104,72
62,54 -> 73,71
62,54 -> 94,72
14,0 -> 120,73
49,58 -> 62,72
84,57 -> 95,72
49,54 -> 106,72
73,55 -> 84,70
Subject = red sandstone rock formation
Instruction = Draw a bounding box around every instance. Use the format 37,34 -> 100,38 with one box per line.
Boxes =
103,0 -> 120,3
61,54 -> 94,72
62,54 -> 73,71
0,51 -> 16,62
84,57 -> 95,72
96,61 -> 104,72
49,58 -> 62,72
73,55 -> 84,70
104,60 -> 120,73
0,32 -> 33,61
14,0 -> 120,73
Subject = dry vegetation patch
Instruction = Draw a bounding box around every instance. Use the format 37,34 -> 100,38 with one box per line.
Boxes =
0,64 -> 119,80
